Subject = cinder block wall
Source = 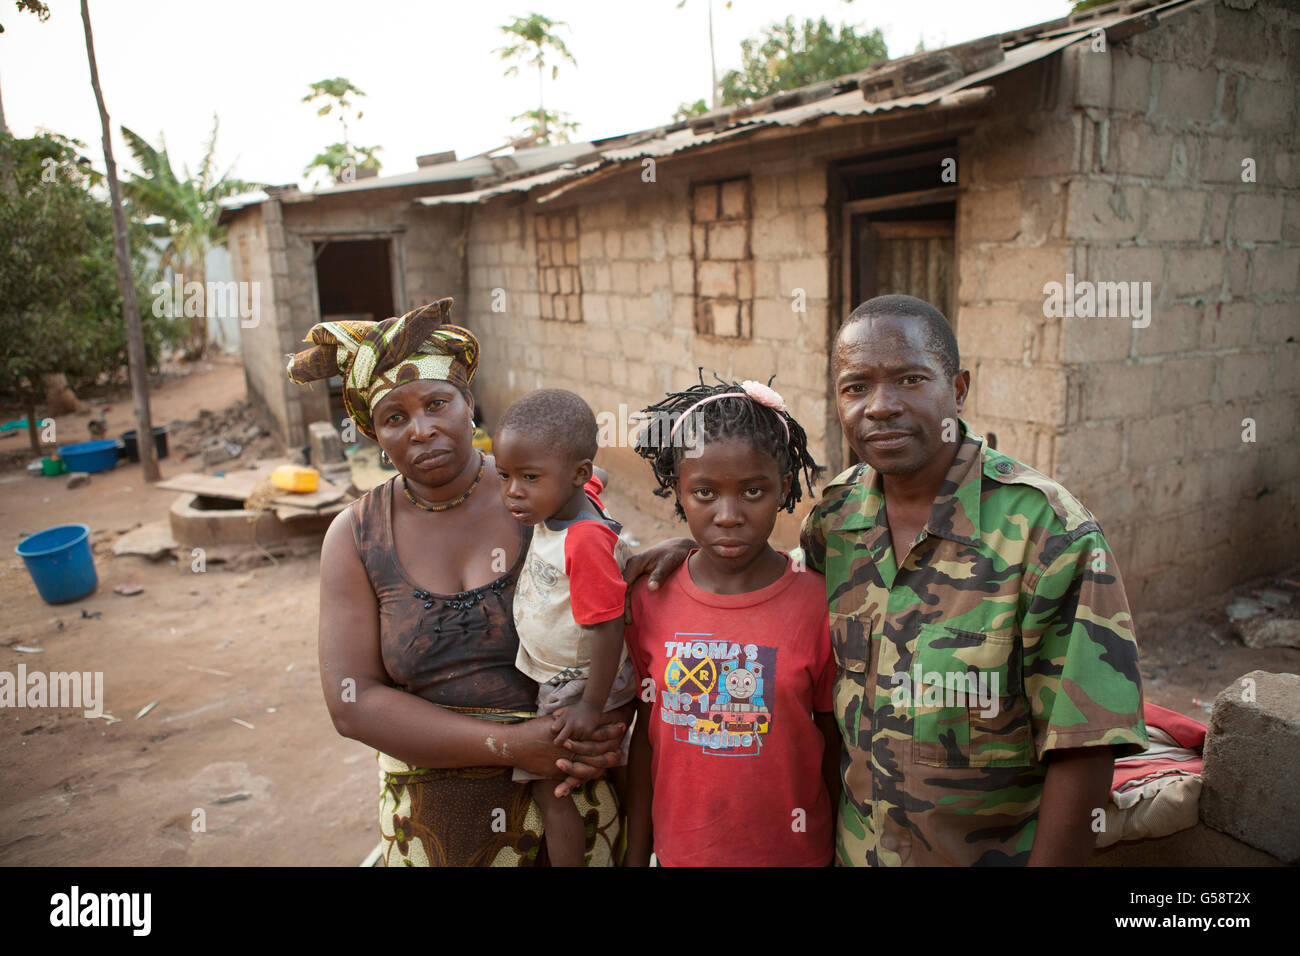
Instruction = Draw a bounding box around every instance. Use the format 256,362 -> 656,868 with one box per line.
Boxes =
463,106 -> 1024,545
465,140 -> 833,545
1056,0 -> 1299,611
455,0 -> 1296,596
956,0 -> 1298,614
954,56 -> 1075,475
227,201 -> 328,446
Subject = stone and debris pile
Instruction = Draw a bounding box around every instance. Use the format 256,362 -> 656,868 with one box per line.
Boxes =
165,400 -> 281,467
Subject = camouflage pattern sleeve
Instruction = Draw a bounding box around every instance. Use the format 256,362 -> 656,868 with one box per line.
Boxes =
799,504 -> 829,576
1021,527 -> 1148,761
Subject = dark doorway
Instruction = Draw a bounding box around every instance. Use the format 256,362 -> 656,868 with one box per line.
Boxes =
313,238 -> 398,431
314,239 -> 395,320
836,142 -> 957,325
831,142 -> 958,466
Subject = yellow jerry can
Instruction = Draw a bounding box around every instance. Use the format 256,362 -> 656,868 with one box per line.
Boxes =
271,464 -> 320,493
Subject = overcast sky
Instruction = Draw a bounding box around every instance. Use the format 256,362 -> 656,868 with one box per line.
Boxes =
2,0 -> 1072,189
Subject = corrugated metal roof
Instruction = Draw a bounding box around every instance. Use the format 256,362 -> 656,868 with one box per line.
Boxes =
416,0 -> 1197,209
306,140 -> 600,197
411,161 -> 606,205
725,31 -> 1095,127
218,189 -> 272,214
223,0 -> 1194,218
217,142 -> 602,218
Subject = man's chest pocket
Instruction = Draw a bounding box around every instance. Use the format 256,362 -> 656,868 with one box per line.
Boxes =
909,623 -> 1032,769
829,611 -> 872,751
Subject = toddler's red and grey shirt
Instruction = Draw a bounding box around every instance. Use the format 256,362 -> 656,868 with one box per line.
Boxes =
513,478 -> 630,683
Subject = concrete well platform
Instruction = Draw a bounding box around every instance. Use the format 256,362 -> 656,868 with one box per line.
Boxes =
168,493 -> 334,549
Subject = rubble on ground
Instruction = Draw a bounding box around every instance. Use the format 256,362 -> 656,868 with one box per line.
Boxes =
1227,583 -> 1300,650
165,399 -> 281,466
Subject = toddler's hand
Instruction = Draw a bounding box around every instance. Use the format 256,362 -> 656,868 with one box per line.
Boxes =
554,699 -> 603,745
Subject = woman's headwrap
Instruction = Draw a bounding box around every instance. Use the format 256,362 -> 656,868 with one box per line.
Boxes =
285,298 -> 478,441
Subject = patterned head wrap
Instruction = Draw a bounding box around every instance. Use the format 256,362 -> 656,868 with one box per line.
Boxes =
285,298 -> 479,441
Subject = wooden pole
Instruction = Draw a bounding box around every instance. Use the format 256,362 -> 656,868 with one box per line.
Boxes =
80,0 -> 159,481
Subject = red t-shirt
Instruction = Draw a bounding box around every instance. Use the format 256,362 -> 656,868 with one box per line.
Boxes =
626,553 -> 835,866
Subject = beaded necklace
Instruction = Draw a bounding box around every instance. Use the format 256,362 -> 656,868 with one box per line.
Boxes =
401,451 -> 486,512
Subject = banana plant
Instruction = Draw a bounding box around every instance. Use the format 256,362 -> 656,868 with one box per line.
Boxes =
120,117 -> 259,358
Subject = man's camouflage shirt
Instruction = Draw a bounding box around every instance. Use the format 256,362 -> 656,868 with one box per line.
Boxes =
799,424 -> 1148,866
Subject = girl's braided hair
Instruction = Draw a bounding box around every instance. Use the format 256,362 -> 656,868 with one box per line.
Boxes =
633,370 -> 824,520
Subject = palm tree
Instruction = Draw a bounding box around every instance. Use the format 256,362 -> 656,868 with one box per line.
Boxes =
509,107 -> 579,145
495,13 -> 577,145
301,77 -> 382,185
121,118 -> 258,358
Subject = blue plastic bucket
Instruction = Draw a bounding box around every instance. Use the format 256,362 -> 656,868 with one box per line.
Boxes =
59,439 -> 119,474
15,524 -> 98,604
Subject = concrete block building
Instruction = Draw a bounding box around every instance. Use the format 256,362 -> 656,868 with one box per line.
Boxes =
221,0 -> 1299,613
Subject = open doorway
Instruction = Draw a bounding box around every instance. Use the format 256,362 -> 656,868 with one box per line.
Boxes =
312,238 -> 399,427
832,141 -> 958,467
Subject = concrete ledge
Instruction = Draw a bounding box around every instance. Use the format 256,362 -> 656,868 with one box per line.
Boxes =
1090,821 -> 1284,867
1200,670 -> 1300,864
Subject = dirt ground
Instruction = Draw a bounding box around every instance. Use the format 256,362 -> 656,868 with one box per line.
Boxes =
0,359 -> 379,866
1,358 -> 1296,866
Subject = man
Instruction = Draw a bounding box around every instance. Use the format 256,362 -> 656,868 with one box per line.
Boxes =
800,294 -> 1148,866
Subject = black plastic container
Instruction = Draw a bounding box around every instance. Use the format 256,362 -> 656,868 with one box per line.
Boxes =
119,426 -> 168,463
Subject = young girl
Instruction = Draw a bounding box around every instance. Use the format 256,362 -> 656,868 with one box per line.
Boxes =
624,374 -> 840,866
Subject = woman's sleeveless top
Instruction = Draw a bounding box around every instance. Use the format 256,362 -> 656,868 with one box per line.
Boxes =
348,477 -> 536,712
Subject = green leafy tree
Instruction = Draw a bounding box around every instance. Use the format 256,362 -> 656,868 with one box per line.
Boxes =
673,98 -> 710,123
121,117 -> 260,359
0,0 -> 49,32
0,131 -> 171,454
496,13 -> 577,145
302,77 -> 382,185
719,15 -> 888,107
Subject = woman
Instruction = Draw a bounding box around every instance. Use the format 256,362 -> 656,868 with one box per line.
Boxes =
288,299 -> 630,866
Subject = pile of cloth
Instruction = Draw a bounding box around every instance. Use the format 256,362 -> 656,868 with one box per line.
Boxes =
1098,702 -> 1206,846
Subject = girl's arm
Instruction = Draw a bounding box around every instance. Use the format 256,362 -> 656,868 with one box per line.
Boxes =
319,512 -> 625,778
623,697 -> 655,866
